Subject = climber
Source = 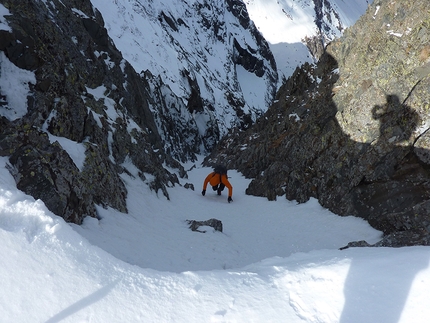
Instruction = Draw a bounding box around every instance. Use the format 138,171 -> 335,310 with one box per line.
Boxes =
201,165 -> 233,203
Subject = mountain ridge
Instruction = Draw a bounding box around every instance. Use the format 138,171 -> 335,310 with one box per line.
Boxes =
91,0 -> 278,152
244,0 -> 373,79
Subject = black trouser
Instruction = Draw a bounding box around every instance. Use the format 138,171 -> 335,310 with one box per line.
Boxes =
212,183 -> 225,195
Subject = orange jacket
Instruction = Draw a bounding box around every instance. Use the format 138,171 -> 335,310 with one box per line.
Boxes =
203,172 -> 233,197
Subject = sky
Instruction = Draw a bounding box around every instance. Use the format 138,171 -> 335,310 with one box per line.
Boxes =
2,1 -> 430,322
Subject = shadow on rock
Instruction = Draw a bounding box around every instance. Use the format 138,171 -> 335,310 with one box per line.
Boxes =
205,51 -> 430,247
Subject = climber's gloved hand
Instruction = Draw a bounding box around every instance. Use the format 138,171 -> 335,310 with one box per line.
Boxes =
202,190 -> 206,196
228,196 -> 233,203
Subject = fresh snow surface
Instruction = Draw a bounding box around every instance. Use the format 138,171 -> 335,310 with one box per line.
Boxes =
1,152 -> 430,323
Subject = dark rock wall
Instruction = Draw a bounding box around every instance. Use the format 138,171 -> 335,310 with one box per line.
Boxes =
205,0 -> 430,245
0,0 -> 178,223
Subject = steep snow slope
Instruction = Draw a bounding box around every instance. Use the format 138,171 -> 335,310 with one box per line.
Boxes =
245,0 -> 372,79
2,154 -> 430,323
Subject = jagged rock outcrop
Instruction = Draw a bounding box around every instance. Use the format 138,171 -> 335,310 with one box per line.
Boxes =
206,0 -> 430,246
0,0 -> 179,223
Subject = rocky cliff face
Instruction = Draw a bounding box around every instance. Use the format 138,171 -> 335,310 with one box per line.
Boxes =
206,0 -> 430,246
0,0 -> 173,223
91,0 -> 278,154
0,0 -> 276,224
